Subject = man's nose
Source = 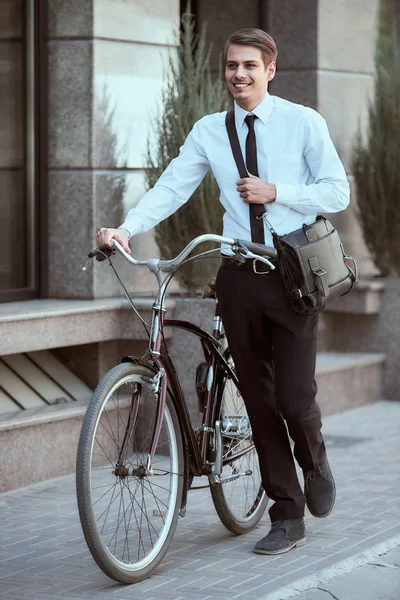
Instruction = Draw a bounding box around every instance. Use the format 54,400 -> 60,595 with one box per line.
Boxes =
235,65 -> 247,79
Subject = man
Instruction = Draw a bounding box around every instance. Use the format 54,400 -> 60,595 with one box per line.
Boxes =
97,28 -> 349,555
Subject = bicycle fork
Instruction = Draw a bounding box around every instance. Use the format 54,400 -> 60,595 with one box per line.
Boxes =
113,365 -> 166,478
116,297 -> 169,477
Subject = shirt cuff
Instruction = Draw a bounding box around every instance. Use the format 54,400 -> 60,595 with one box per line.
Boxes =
118,226 -> 132,240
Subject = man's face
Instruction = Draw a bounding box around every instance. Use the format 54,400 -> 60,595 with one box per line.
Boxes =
225,44 -> 275,111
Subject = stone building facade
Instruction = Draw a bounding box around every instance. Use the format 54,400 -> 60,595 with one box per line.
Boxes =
0,0 -> 387,491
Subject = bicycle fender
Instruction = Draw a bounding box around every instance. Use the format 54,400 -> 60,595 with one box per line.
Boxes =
121,355 -> 156,370
121,355 -> 190,513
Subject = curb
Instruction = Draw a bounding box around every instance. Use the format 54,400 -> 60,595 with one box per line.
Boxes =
256,534 -> 400,600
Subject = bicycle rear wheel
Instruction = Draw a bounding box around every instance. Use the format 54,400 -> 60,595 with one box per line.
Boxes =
76,362 -> 184,584
210,355 -> 268,534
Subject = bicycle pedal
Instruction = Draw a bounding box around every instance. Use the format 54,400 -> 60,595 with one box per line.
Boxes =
221,414 -> 250,437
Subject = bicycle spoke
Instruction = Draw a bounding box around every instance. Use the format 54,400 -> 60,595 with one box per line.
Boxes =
92,482 -> 119,490
93,436 -> 117,470
92,482 -> 120,507
141,479 -> 169,515
99,409 -> 120,449
124,478 -> 161,540
98,483 -> 121,534
122,492 -> 134,563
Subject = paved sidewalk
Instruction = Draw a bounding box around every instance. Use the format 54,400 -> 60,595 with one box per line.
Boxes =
261,543 -> 400,600
1,400 -> 400,600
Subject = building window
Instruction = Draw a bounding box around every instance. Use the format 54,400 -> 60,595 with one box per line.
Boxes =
0,0 -> 38,301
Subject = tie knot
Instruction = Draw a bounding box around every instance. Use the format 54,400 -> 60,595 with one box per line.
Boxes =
245,114 -> 257,130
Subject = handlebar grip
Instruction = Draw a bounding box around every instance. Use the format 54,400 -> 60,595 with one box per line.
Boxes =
238,239 -> 278,259
87,247 -> 114,261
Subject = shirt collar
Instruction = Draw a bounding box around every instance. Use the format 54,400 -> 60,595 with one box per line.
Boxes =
234,92 -> 273,129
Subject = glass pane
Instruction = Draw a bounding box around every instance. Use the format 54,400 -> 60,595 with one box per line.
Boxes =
0,0 -> 29,292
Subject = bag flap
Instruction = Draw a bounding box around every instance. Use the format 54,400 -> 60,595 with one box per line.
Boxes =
281,217 -> 336,251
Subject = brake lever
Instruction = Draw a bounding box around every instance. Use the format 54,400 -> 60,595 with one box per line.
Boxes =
231,241 -> 276,271
82,247 -> 115,271
88,247 -> 115,261
246,251 -> 276,270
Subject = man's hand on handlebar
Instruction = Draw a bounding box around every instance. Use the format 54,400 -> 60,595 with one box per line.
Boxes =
96,227 -> 131,254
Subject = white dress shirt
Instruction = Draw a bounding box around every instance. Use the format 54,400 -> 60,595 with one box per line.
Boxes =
121,92 -> 350,249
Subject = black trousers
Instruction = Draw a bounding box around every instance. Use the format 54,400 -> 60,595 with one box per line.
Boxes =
216,263 -> 327,522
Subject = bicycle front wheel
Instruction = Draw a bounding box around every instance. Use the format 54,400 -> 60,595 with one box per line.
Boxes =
76,362 -> 184,584
210,356 -> 268,534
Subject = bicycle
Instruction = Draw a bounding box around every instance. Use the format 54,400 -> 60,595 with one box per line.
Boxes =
76,233 -> 278,584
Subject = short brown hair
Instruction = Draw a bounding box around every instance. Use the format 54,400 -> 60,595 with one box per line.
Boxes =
224,28 -> 278,66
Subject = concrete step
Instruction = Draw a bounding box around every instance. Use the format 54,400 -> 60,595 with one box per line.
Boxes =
317,279 -> 385,352
0,350 -> 385,493
0,297 -> 176,355
315,351 -> 385,416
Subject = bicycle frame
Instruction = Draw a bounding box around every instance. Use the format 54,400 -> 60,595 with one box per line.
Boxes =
105,234 -> 276,494
123,315 -> 238,473
122,309 -> 244,515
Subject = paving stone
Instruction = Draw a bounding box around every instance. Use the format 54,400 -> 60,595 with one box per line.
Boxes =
1,401 -> 400,600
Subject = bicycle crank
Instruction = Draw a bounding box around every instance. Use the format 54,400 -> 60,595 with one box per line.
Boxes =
209,419 -> 254,485
209,420 -> 222,484
219,469 -> 253,483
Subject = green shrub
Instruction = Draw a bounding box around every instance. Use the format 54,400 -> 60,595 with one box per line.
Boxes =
145,9 -> 230,293
352,0 -> 400,276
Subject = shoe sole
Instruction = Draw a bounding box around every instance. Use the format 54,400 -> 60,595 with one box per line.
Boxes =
253,537 -> 306,556
306,482 -> 336,519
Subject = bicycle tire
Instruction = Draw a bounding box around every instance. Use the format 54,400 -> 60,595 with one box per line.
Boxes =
209,354 -> 268,534
76,362 -> 184,584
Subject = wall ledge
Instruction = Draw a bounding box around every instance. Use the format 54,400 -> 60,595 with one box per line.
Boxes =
325,279 -> 384,315
0,297 -> 176,355
0,399 -> 89,433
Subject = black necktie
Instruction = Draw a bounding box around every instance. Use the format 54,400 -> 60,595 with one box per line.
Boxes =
245,114 -> 265,244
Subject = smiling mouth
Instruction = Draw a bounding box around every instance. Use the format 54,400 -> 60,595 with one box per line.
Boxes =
233,83 -> 251,89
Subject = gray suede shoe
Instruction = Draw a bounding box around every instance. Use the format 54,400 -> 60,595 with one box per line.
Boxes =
253,518 -> 306,555
304,458 -> 336,518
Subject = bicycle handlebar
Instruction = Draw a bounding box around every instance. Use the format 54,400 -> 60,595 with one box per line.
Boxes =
237,239 -> 278,258
88,233 -> 277,273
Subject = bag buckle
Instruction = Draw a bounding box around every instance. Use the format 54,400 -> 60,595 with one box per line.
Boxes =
292,289 -> 303,299
305,227 -> 318,242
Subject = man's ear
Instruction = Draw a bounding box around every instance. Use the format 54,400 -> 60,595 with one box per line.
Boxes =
267,61 -> 276,82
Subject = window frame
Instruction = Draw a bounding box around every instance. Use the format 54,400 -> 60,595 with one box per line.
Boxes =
0,0 -> 47,303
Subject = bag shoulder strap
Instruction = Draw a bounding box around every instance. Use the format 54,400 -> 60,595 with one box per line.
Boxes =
226,110 -> 271,230
225,110 -> 248,179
